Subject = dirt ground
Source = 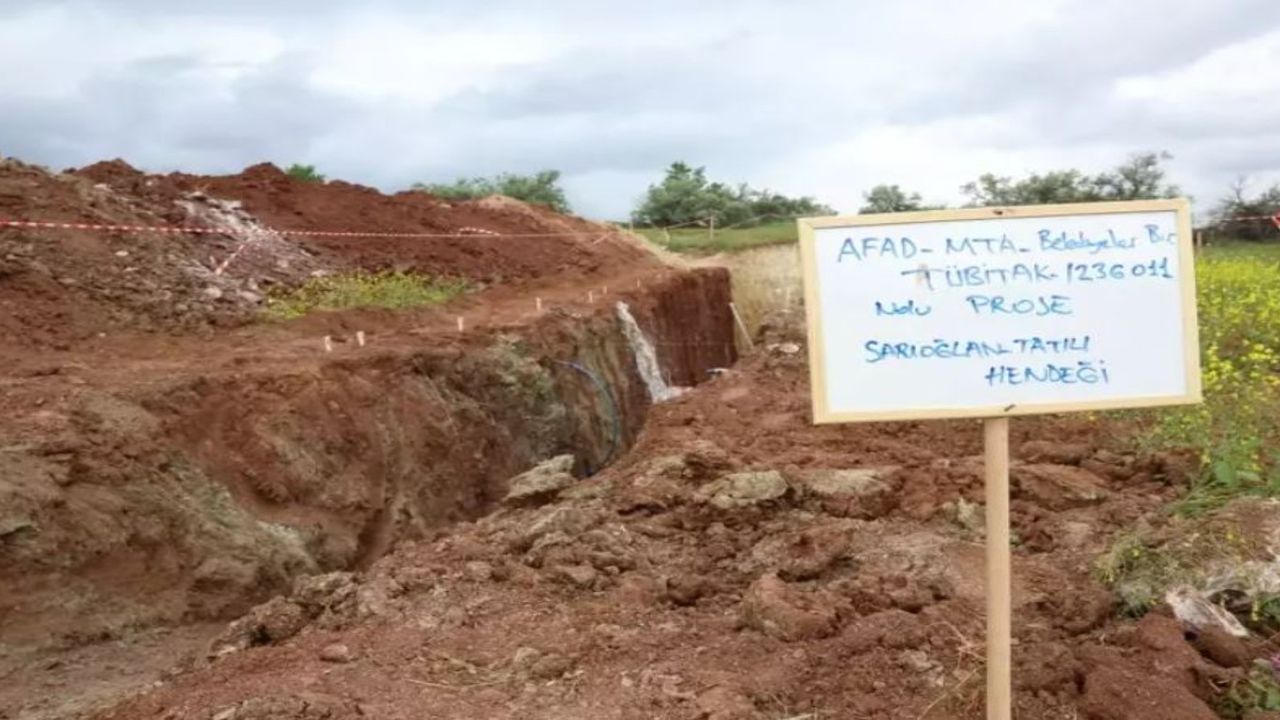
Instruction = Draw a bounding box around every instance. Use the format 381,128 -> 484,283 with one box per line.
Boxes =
0,159 -> 1272,720
74,336 -> 1261,720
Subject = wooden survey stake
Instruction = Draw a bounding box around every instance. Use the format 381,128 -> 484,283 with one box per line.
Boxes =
798,200 -> 1201,720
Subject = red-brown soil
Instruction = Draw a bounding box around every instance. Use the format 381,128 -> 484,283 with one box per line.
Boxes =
0,157 -> 653,354
72,160 -> 649,284
80,338 -> 1258,720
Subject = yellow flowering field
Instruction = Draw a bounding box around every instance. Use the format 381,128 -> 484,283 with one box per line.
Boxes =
1145,243 -> 1280,512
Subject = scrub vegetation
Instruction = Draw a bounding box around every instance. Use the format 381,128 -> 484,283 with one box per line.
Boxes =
262,271 -> 470,320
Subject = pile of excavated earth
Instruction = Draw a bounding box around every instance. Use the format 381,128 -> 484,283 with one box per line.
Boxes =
2,158 -> 1279,720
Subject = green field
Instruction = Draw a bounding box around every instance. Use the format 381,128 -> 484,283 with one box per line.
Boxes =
634,220 -> 799,254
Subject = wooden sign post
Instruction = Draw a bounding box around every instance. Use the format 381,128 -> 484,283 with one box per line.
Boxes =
798,200 -> 1201,720
984,415 -> 1011,718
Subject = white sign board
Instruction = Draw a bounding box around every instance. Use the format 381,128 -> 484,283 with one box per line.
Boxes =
799,200 -> 1201,423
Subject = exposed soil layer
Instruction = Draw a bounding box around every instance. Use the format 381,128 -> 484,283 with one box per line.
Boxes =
75,327 -> 1266,720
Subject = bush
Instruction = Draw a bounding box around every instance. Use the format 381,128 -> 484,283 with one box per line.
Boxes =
286,164 -> 326,183
414,170 -> 570,213
1206,179 -> 1280,243
1215,663 -> 1280,720
859,184 -> 940,214
262,272 -> 470,320
631,162 -> 832,228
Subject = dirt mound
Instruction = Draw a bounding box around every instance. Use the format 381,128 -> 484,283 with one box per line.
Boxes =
84,350 -> 1256,720
0,158 -> 263,347
0,158 -> 652,351
74,159 -> 649,281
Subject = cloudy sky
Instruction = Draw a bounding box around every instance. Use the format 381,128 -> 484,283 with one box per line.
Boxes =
2,0 -> 1279,220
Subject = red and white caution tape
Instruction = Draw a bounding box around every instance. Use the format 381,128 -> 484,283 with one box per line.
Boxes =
0,218 -> 611,239
213,234 -> 261,276
0,219 -> 227,235
1218,211 -> 1280,226
456,226 -> 501,236
0,217 -> 622,276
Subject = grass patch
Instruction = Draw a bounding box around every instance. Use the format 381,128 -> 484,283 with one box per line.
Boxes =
1093,525 -> 1233,617
1093,500 -> 1280,632
262,271 -> 470,320
635,220 -> 798,255
716,243 -> 804,341
1215,662 -> 1280,720
1140,242 -> 1280,514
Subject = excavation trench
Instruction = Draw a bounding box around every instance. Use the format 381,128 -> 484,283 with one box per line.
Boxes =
0,268 -> 736,647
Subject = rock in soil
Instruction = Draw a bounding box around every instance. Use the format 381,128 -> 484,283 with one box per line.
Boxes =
738,572 -> 837,642
319,643 -> 354,664
796,467 -> 897,518
1192,625 -> 1251,668
1080,663 -> 1217,720
529,652 -> 574,680
696,471 -> 789,510
1015,463 -> 1109,510
463,560 -> 494,582
664,573 -> 712,606
503,454 -> 577,504
1019,440 -> 1089,465
551,563 -> 598,589
696,685 -> 761,720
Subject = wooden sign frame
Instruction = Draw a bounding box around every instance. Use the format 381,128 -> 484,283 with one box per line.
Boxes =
798,198 -> 1201,424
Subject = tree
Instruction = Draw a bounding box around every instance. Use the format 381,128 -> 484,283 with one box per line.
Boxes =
631,162 -> 833,227
1092,152 -> 1180,200
630,162 -> 736,227
1207,177 -> 1280,242
286,164 -> 326,183
961,152 -> 1180,207
743,187 -> 834,222
414,170 -> 570,213
962,170 -> 1098,206
491,170 -> 570,213
859,184 -> 930,214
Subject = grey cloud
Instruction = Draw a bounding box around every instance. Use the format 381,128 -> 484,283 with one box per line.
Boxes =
0,52 -> 360,174
890,3 -> 1280,124
1,0 -> 1279,218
